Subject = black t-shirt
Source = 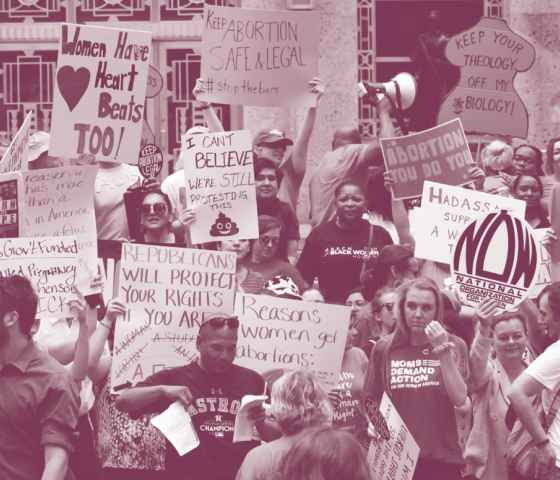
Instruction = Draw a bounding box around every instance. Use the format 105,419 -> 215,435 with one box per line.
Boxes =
137,362 -> 264,480
296,219 -> 392,303
257,198 -> 300,260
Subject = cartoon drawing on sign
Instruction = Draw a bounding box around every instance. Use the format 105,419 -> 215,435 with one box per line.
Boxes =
56,66 -> 91,112
210,212 -> 239,237
451,209 -> 539,312
438,17 -> 535,137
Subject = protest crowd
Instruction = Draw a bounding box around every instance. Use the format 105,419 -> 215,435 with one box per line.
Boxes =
3,6 -> 560,480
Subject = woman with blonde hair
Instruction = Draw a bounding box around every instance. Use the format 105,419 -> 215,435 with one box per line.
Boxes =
364,277 -> 469,480
235,370 -> 332,480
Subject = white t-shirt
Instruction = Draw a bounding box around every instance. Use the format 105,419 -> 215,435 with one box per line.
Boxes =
95,164 -> 142,240
525,339 -> 560,466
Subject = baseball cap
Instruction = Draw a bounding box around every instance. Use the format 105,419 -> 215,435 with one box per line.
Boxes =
378,245 -> 413,266
28,131 -> 50,162
253,129 -> 293,148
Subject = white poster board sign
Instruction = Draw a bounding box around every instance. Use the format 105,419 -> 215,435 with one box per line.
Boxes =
0,236 -> 78,317
411,181 -> 525,264
21,166 -> 99,294
234,293 -> 350,389
0,111 -> 32,173
110,243 -> 237,388
367,393 -> 419,480
183,130 -> 258,244
200,5 -> 320,107
50,23 -> 152,163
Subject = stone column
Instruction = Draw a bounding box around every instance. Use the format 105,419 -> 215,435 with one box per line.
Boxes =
241,0 -> 359,221
507,0 -> 560,148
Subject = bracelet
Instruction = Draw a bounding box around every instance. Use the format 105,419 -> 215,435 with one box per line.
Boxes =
535,438 -> 550,447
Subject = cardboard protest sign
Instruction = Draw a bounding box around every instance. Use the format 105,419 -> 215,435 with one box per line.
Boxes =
183,130 -> 258,244
0,236 -> 78,317
451,210 -> 540,311
110,243 -> 236,388
529,229 -> 552,298
50,23 -> 152,163
0,111 -> 32,173
367,393 -> 419,480
0,172 -> 23,238
21,166 -> 99,294
381,119 -> 473,200
234,293 -> 350,389
411,181 -> 525,264
438,17 -> 535,137
199,5 -> 320,107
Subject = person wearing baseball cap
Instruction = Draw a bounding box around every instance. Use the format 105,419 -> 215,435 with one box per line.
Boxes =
253,77 -> 325,213
117,311 -> 265,480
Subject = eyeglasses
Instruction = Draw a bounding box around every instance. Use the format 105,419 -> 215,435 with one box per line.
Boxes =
205,316 -> 240,329
141,203 -> 167,215
380,303 -> 394,312
259,235 -> 280,247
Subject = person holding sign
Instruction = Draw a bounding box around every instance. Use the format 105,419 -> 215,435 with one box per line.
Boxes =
297,180 -> 393,304
463,300 -> 534,480
0,275 -> 80,480
363,277 -> 469,480
135,190 -> 189,245
252,77 -> 325,213
116,313 -> 265,480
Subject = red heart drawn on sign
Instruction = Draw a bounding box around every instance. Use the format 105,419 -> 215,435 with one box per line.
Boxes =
57,66 -> 90,112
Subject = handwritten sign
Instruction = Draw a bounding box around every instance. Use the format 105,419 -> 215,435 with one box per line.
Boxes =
367,393 -> 419,480
183,130 -> 258,244
199,5 -> 320,107
110,243 -> 237,388
21,166 -> 98,294
381,119 -> 473,200
0,172 -> 23,238
0,111 -> 32,173
411,181 -> 525,264
0,237 -> 78,317
438,17 -> 535,137
234,293 -> 350,389
50,23 -> 152,163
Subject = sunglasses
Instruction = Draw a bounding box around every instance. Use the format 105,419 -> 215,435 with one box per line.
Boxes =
380,303 -> 394,312
259,235 -> 280,247
141,202 -> 167,215
206,316 -> 240,329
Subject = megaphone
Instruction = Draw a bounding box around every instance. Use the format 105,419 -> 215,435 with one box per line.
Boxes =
358,72 -> 417,110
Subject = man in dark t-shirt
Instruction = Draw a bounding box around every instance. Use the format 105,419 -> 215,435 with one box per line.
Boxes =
254,157 -> 300,262
116,313 -> 264,480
